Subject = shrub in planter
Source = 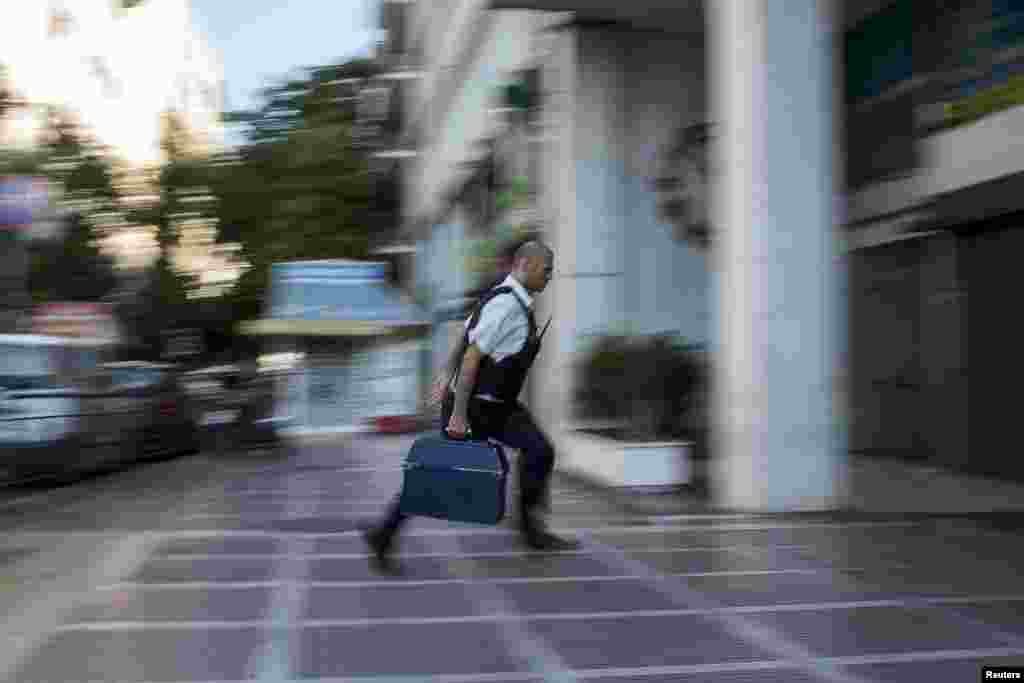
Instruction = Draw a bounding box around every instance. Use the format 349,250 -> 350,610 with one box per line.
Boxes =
574,333 -> 704,442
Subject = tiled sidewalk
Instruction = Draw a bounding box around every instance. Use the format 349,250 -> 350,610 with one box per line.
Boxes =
2,434 -> 1023,682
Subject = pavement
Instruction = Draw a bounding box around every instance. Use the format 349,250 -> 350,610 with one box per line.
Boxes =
560,445 -> 1024,521
0,433 -> 1022,682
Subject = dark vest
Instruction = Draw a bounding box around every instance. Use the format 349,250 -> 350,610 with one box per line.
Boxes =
466,285 -> 548,403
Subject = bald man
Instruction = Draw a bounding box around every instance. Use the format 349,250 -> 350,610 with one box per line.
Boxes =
365,241 -> 578,573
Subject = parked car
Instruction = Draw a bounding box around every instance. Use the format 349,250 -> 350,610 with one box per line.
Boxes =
182,364 -> 294,456
0,334 -> 115,485
101,361 -> 201,461
0,335 -> 200,487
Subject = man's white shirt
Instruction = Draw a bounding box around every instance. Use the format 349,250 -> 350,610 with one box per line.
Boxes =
448,275 -> 534,393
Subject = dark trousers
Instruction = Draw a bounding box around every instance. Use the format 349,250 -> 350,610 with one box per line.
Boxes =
376,392 -> 556,540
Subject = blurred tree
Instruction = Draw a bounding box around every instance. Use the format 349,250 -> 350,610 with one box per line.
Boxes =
0,65 -> 10,117
38,108 -> 121,223
207,58 -> 382,327
115,112 -> 212,357
115,254 -> 200,360
2,102 -> 218,355
0,63 -> 15,120
7,110 -> 122,307
124,111 -> 212,260
27,212 -> 117,303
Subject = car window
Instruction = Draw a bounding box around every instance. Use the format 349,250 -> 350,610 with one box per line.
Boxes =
0,344 -> 58,391
108,367 -> 159,389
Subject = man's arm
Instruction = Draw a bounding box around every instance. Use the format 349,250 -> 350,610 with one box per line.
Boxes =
428,324 -> 470,406
448,343 -> 484,434
443,332 -> 469,381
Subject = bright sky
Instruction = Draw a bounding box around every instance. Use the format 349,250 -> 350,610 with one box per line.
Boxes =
189,0 -> 378,113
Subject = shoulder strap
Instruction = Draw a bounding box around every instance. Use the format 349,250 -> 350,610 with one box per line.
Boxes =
467,287 -> 517,333
538,313 -> 553,340
505,289 -> 535,332
469,286 -> 552,339
449,287 -> 514,389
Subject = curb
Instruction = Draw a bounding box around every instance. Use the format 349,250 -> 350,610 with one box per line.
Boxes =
553,469 -> 1024,529
553,468 -> 712,518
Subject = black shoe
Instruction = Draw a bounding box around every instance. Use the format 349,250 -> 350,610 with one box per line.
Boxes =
362,527 -> 401,574
521,528 -> 581,552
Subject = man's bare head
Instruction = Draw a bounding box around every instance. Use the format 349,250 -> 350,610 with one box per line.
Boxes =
512,241 -> 554,294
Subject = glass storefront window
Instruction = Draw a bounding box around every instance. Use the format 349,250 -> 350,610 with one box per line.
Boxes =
844,0 -> 914,103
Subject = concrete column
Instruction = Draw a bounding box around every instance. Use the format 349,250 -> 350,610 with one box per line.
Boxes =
708,0 -> 845,510
532,26 -> 577,443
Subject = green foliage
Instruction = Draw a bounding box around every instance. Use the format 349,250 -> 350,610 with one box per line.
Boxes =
39,110 -> 120,218
0,63 -> 15,120
27,213 -> 117,303
119,112 -> 215,253
0,149 -> 45,176
207,59 -> 384,329
6,110 -> 122,308
942,74 -> 1024,130
494,175 -> 531,213
574,332 -> 704,441
115,254 -> 199,357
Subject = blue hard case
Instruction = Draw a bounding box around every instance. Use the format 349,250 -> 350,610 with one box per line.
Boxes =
398,434 -> 509,525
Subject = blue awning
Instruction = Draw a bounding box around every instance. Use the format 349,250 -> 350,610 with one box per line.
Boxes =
241,260 -> 430,337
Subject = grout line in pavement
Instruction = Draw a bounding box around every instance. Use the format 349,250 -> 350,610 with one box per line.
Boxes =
434,533 -> 579,683
251,537 -> 316,682
48,647 -> 1024,683
0,532 -> 165,683
92,566 -> 904,591
54,593 -> 1024,631
146,543 -> 819,561
98,580 -> 286,590
145,519 -> 929,539
574,531 -> 879,683
245,468 -> 322,682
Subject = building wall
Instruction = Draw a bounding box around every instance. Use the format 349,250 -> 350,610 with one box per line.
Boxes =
845,223 -> 1024,483
429,213 -> 469,305
622,30 -> 709,345
568,26 -> 629,342
844,22 -> 1024,482
422,211 -> 470,385
540,25 -> 710,351
923,106 -> 1024,197
848,239 -> 924,458
918,233 -> 969,472
407,8 -> 537,227
849,105 -> 1024,226
530,23 -> 712,445
408,4 -> 545,393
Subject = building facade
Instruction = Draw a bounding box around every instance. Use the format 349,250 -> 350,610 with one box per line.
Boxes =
381,0 -> 839,511
381,0 -> 1024,511
842,0 -> 1024,484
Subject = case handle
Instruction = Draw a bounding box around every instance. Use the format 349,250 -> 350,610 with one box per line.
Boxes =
443,426 -> 476,441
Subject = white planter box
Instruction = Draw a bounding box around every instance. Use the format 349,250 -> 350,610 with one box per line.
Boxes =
560,431 -> 692,491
